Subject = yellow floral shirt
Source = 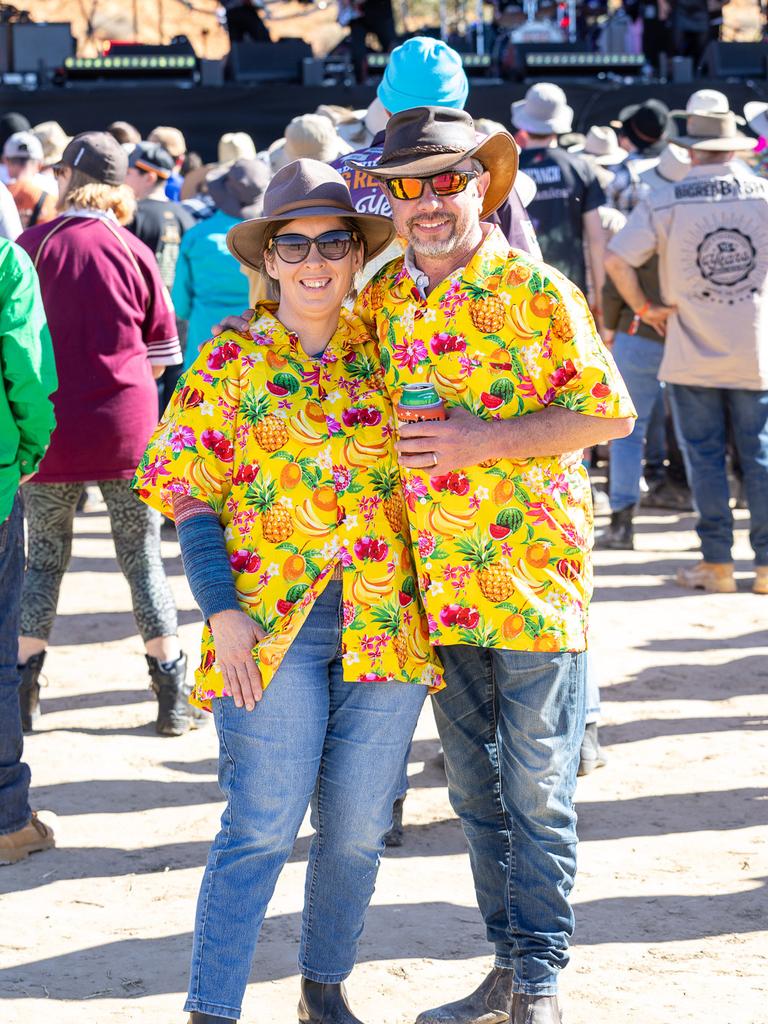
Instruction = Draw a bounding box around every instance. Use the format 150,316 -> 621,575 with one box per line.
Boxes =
134,303 -> 443,709
355,226 -> 636,653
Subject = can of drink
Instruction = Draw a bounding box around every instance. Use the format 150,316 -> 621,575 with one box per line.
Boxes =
396,383 -> 447,423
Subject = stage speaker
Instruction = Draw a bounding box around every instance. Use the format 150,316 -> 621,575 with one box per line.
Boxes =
11,22 -> 74,72
703,41 -> 767,79
199,58 -> 226,85
671,56 -> 693,83
230,38 -> 312,83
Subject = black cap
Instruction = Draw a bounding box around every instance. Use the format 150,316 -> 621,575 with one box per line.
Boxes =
59,130 -> 128,185
620,99 -> 671,151
129,141 -> 175,180
0,112 -> 31,148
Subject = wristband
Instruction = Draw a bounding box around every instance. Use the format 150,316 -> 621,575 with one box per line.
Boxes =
634,301 -> 651,317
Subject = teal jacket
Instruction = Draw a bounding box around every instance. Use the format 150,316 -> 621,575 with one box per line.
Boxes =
171,209 -> 251,369
0,239 -> 57,522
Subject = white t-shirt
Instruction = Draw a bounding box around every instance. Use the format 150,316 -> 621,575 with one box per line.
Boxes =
0,180 -> 21,241
608,161 -> 768,390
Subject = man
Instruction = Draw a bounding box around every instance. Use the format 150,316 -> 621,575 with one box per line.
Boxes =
148,126 -> 187,202
512,83 -> 607,319
607,98 -> 673,213
2,132 -> 57,229
0,237 -> 57,864
598,143 -> 693,549
126,141 -> 196,409
352,106 -> 635,1024
606,109 -> 768,596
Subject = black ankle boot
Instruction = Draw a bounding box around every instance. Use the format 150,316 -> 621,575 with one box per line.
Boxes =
595,506 -> 634,550
18,651 -> 46,733
298,978 -> 366,1024
383,795 -> 405,847
146,652 -> 192,736
188,1013 -> 236,1023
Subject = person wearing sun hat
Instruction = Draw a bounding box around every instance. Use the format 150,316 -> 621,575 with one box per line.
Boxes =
606,108 -> 768,597
607,98 -> 674,213
353,105 -> 635,1024
134,157 -> 442,1024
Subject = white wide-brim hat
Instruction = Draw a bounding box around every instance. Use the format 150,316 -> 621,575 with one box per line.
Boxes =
570,125 -> 626,166
511,82 -> 573,136
744,100 -> 768,139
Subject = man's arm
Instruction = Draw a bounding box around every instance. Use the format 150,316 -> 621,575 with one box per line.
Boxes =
397,405 -> 633,475
604,250 -> 675,337
583,208 -> 606,324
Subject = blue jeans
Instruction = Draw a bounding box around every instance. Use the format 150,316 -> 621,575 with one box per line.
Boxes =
584,653 -> 601,726
609,331 -> 665,511
0,493 -> 29,835
668,384 -> 768,565
185,582 -> 426,1020
433,646 -> 586,996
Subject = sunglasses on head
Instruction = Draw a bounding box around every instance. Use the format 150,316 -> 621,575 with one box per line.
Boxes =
269,229 -> 358,264
384,170 -> 479,202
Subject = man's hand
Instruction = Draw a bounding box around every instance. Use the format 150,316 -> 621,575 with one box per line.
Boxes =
396,407 -> 496,475
211,309 -> 254,337
209,608 -> 267,711
640,302 -> 676,338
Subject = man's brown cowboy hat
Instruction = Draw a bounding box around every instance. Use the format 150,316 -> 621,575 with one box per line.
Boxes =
350,106 -> 518,219
227,158 -> 396,272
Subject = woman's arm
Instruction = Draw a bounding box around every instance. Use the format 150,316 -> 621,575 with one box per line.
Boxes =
172,495 -> 266,711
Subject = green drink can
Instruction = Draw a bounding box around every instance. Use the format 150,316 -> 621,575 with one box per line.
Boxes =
396,383 -> 447,423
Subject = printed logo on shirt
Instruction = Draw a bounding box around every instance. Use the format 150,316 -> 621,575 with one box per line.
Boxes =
697,227 -> 756,287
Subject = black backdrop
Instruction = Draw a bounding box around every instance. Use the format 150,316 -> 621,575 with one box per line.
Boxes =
2,78 -> 767,160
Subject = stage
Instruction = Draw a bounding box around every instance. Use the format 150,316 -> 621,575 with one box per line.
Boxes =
3,77 -> 767,159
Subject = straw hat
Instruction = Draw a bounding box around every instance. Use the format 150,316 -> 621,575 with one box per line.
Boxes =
268,114 -> 353,174
676,111 -> 757,152
32,120 -> 72,167
350,106 -> 518,219
570,125 -> 626,166
227,159 -> 396,272
218,131 -> 257,164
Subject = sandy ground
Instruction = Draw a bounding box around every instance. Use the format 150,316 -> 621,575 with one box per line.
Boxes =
0,492 -> 766,1024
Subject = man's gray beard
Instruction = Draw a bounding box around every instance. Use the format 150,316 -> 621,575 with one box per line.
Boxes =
409,235 -> 461,257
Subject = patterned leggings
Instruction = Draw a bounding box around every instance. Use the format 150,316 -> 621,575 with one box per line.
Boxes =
20,480 -> 178,643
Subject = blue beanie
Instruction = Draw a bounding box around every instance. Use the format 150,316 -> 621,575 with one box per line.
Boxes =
377,37 -> 469,114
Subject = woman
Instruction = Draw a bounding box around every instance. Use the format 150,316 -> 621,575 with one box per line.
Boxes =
134,159 -> 442,1024
15,131 -> 192,737
172,157 -> 269,368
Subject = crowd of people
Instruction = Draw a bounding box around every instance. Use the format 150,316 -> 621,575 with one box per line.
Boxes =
0,33 -> 766,1024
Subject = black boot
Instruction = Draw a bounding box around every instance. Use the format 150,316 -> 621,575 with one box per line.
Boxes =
510,994 -> 562,1024
595,506 -> 634,550
188,1013 -> 236,1023
147,652 -> 192,736
415,968 -> 514,1024
18,651 -> 46,734
383,795 -> 405,847
298,978 -> 366,1024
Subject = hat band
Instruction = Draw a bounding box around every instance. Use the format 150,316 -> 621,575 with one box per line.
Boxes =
629,122 -> 661,144
267,196 -> 354,218
379,142 -> 470,165
134,159 -> 170,179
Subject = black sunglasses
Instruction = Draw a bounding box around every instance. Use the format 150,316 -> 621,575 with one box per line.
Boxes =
269,229 -> 358,264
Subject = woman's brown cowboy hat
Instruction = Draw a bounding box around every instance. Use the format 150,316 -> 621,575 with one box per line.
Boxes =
349,106 -> 518,219
227,158 -> 396,272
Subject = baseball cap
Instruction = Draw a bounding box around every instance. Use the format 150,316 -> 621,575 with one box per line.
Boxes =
58,131 -> 128,185
129,141 -> 175,179
3,130 -> 44,161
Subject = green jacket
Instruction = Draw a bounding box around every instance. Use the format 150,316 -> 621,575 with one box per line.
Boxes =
0,238 -> 57,522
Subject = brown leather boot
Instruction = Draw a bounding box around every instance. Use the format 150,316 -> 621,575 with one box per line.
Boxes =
510,994 -> 562,1024
0,813 -> 55,865
753,566 -> 768,595
675,561 -> 737,593
415,968 -> 514,1024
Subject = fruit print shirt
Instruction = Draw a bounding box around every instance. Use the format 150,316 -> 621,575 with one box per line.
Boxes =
134,302 -> 444,709
355,226 -> 636,653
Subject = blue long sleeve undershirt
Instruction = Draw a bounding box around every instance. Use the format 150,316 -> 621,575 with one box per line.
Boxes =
176,513 -> 241,621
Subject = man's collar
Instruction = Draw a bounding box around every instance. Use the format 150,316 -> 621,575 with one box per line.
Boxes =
401,223 -> 506,298
685,159 -> 741,177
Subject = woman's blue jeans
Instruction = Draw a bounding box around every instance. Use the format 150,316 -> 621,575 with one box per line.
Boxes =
608,331 -> 665,511
668,384 -> 768,565
433,646 -> 586,997
184,581 -> 426,1020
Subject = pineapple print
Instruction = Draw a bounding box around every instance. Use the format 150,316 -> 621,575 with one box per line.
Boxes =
464,277 -> 506,334
241,389 -> 288,452
456,529 -> 516,603
368,275 -> 386,311
248,476 -> 294,543
370,599 -> 408,670
550,303 -> 575,344
370,465 -> 406,534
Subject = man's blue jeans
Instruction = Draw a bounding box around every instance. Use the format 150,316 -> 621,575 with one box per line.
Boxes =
0,493 -> 30,836
184,581 -> 426,1020
668,384 -> 768,565
433,646 -> 586,996
609,331 -> 665,511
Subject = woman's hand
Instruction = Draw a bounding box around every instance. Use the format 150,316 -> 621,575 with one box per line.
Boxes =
209,608 -> 267,711
211,310 -> 255,337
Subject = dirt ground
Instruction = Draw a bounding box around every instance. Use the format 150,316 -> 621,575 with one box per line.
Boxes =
0,492 -> 766,1024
